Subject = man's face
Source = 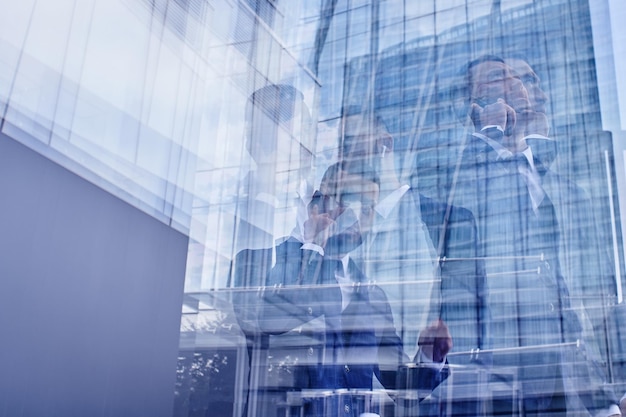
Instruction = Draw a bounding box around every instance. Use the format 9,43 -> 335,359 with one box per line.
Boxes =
321,170 -> 379,258
507,58 -> 548,114
336,171 -> 379,235
469,60 -> 531,113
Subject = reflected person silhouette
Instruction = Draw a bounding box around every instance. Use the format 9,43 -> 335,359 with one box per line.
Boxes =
233,83 -> 313,270
231,84 -> 314,331
229,84 -> 314,417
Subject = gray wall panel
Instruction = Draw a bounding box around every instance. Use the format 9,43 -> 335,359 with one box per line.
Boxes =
0,133 -> 188,417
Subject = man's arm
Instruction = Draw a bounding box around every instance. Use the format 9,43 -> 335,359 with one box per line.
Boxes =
419,194 -> 490,355
258,239 -> 335,334
367,284 -> 410,389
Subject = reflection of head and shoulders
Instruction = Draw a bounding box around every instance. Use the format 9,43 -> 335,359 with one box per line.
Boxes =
231,84 -> 314,289
235,84 -> 314,253
457,56 -> 581,216
456,55 -> 555,170
276,159 -> 411,389
451,56 -> 550,210
458,56 -> 532,153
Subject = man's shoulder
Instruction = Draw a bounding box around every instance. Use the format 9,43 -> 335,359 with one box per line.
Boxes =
274,237 -> 305,258
410,190 -> 475,224
362,283 -> 390,303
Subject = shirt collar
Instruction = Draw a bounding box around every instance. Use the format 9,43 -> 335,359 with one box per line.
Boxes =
472,132 -> 536,170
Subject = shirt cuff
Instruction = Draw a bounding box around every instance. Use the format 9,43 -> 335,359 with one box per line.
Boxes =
481,125 -> 504,133
480,125 -> 504,140
594,404 -> 621,417
524,133 -> 552,140
301,242 -> 324,256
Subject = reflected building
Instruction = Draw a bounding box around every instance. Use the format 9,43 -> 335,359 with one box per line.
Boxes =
0,0 -> 626,416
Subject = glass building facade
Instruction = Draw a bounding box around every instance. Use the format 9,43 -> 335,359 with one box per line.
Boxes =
1,0 -> 626,416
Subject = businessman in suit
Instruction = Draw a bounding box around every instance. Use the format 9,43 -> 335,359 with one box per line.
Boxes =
258,161 -> 410,416
450,55 -> 620,416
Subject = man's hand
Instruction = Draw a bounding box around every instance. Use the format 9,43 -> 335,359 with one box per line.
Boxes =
418,320 -> 453,363
471,98 -> 516,136
304,204 -> 337,248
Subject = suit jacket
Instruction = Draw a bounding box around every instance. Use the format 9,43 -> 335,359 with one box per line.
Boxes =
450,134 -> 573,404
541,170 -> 616,329
259,238 -> 407,391
535,151 -> 619,415
350,187 -> 488,365
419,191 -> 489,363
452,135 -> 570,341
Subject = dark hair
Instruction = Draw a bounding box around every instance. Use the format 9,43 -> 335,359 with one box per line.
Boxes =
460,55 -> 506,97
502,52 -> 532,67
452,55 -> 506,121
246,84 -> 302,124
465,55 -> 505,76
244,84 -> 306,159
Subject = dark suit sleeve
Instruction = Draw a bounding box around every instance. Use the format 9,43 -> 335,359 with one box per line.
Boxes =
367,285 -> 409,389
229,248 -> 273,336
258,240 -> 339,334
419,194 -> 490,355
